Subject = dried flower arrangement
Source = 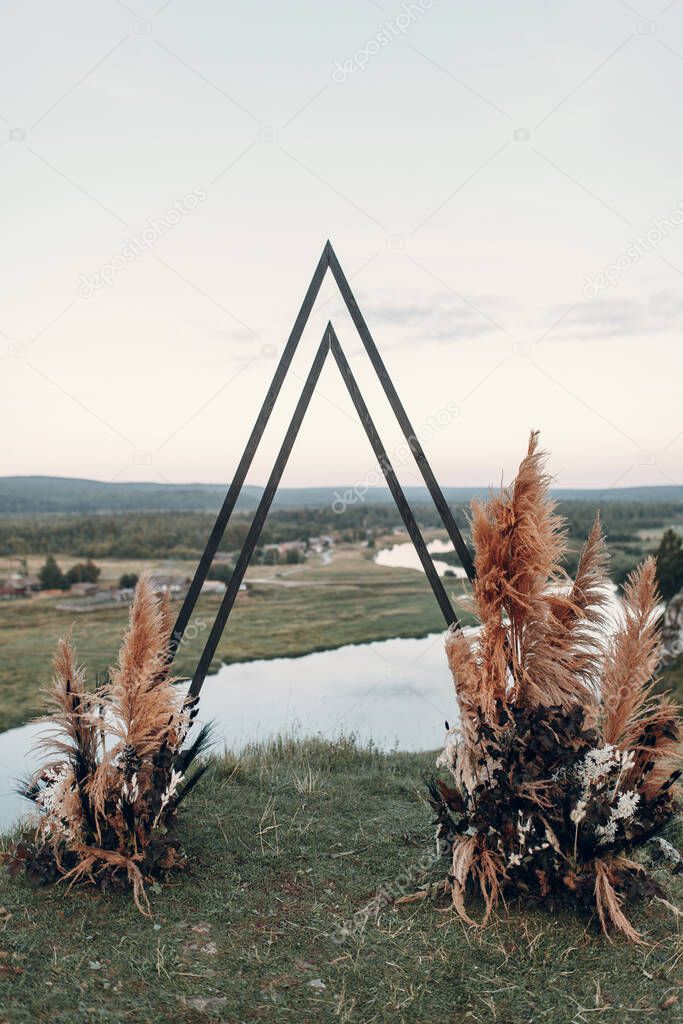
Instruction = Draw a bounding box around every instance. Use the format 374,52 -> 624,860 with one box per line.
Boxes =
5,575 -> 211,912
427,432 -> 682,941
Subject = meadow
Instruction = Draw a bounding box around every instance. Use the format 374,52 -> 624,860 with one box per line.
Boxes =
0,738 -> 680,1023
0,544 -> 469,733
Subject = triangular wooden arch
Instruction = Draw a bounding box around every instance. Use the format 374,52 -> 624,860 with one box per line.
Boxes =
169,243 -> 475,701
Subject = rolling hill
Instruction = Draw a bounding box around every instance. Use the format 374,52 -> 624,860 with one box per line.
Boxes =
0,476 -> 681,515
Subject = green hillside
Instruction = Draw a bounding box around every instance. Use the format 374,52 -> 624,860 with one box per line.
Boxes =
1,475 -> 682,515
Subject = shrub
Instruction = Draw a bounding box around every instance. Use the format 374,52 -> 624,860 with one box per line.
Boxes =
6,575 -> 211,911
426,433 -> 681,942
207,562 -> 234,585
65,559 -> 101,585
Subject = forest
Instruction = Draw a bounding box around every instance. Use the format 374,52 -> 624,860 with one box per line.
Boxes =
0,500 -> 681,578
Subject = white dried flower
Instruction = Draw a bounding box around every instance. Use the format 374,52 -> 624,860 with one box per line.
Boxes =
578,745 -> 619,788
153,768 -> 185,828
36,763 -> 77,839
595,790 -> 640,845
596,819 -> 618,845
614,790 -> 640,821
517,814 -> 533,845
121,772 -> 139,804
36,764 -> 70,813
570,799 -> 587,825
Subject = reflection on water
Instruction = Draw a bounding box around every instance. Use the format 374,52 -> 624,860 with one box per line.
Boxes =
374,539 -> 467,578
0,630 -> 456,830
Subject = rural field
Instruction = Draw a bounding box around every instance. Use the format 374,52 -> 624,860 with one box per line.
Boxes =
0,540 -> 469,733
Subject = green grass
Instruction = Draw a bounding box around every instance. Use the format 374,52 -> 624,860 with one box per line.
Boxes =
0,548 -> 471,732
0,739 -> 680,1023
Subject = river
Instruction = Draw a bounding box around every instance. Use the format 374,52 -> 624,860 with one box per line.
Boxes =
0,540 -> 466,828
0,540 -> 622,829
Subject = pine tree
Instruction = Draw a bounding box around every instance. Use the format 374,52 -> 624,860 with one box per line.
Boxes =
38,554 -> 67,591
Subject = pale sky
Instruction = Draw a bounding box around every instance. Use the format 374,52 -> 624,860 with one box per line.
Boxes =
1,0 -> 683,492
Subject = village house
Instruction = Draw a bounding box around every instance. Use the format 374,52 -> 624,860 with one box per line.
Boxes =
69,581 -> 100,598
277,540 -> 307,558
200,579 -> 227,596
308,535 -> 334,553
0,573 -> 41,599
150,573 -> 191,598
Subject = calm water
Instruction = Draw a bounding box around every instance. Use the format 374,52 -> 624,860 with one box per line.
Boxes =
375,538 -> 467,578
0,630 -> 456,829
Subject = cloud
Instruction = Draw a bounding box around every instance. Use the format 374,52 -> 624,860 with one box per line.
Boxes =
360,294 -> 507,345
550,290 -> 683,340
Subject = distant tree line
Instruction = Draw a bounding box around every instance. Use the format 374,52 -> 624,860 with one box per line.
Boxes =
0,507 -> 419,559
0,501 -> 681,575
28,521 -> 683,604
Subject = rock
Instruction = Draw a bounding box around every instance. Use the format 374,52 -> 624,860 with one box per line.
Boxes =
181,996 -> 228,1013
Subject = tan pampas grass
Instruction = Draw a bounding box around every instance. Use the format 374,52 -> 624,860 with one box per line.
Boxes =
470,432 -> 603,713
108,574 -> 186,761
594,858 -> 644,945
159,588 -> 175,648
546,516 -> 612,704
427,432 -> 682,942
9,573 -> 212,911
37,636 -> 99,773
601,559 -> 680,799
442,629 -> 485,793
450,836 -> 479,927
602,559 -> 662,748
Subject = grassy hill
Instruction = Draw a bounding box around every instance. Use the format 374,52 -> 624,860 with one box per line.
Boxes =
0,738 -> 680,1023
1,475 -> 682,515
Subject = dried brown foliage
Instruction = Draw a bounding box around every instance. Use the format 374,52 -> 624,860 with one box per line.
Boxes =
6,574 -> 211,911
432,432 -> 682,942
